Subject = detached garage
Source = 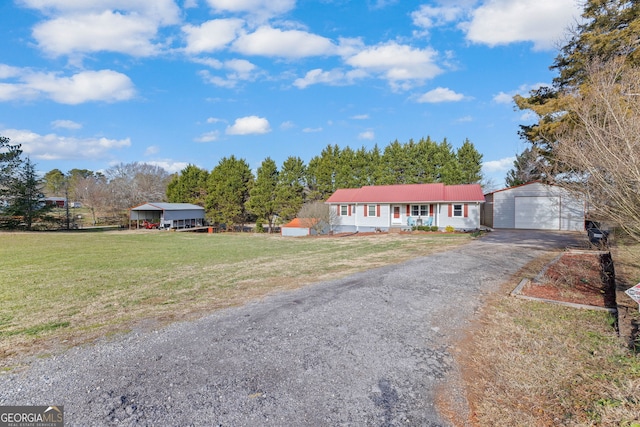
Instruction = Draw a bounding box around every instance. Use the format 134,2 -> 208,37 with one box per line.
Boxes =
483,182 -> 585,231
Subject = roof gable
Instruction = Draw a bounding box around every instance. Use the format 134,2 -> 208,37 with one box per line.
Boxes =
325,183 -> 484,204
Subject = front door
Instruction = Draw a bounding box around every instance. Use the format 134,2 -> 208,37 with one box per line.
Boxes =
392,206 -> 401,223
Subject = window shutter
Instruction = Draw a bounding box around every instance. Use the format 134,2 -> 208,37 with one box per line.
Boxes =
348,205 -> 351,216
406,204 -> 410,216
429,205 -> 434,216
377,204 -> 381,217
364,204 -> 368,217
448,204 -> 452,217
337,205 -> 341,216
464,204 -> 468,218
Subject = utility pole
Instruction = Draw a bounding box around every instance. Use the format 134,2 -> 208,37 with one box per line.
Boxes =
65,181 -> 70,230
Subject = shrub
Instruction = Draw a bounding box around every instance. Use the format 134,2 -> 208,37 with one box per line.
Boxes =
430,226 -> 439,232
445,225 -> 455,233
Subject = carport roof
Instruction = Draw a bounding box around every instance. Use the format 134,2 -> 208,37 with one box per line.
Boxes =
130,203 -> 205,211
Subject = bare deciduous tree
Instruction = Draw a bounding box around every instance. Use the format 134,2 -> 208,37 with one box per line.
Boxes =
297,200 -> 337,234
75,175 -> 108,225
554,57 -> 640,240
105,162 -> 171,212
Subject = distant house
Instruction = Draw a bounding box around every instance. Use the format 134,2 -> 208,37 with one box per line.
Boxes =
325,183 -> 485,233
44,197 -> 66,208
281,218 -> 327,237
483,181 -> 585,231
129,203 -> 205,230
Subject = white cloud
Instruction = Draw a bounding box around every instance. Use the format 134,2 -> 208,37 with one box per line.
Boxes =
417,87 -> 464,103
147,160 -> 190,174
206,117 -> 224,124
204,0 -> 296,18
19,0 -> 180,24
33,11 -> 163,57
0,67 -> 135,104
358,130 -> 375,140
464,0 -> 581,50
293,68 -> 366,89
520,111 -> 537,122
302,127 -> 322,133
455,115 -> 473,123
351,114 -> 369,120
196,59 -> 259,88
1,128 -> 130,161
182,19 -> 244,54
411,5 -> 464,34
233,26 -> 336,58
51,119 -> 82,130
144,145 -> 159,155
280,121 -> 294,130
0,64 -> 21,79
20,0 -> 180,57
194,130 -> 220,142
24,70 -> 136,104
483,157 -> 516,173
493,92 -> 514,104
226,116 -> 271,135
345,42 -> 442,90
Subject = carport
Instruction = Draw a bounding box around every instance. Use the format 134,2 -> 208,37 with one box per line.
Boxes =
483,182 -> 585,231
130,203 -> 205,230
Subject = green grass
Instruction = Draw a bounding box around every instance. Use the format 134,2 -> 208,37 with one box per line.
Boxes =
0,230 -> 470,364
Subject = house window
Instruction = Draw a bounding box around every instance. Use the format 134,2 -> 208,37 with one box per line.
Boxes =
453,204 -> 463,217
368,204 -> 377,217
341,205 -> 348,216
411,205 -> 429,216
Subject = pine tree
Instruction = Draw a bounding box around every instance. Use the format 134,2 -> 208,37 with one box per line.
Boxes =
505,147 -> 545,187
275,156 -> 306,222
456,139 -> 483,184
5,158 -> 45,230
246,158 -> 279,232
206,156 -> 254,229
166,164 -> 209,205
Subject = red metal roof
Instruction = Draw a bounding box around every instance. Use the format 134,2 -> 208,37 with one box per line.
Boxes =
325,183 -> 485,203
283,218 -> 304,228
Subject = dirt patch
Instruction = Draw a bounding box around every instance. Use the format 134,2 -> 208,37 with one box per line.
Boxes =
519,251 -> 617,308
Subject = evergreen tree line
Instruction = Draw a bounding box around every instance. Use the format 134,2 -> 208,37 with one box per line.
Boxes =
167,138 -> 483,230
0,136 -> 46,229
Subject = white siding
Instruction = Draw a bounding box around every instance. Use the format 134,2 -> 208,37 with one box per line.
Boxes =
515,196 -> 560,229
281,227 -> 310,237
490,182 -> 585,231
441,203 -> 481,230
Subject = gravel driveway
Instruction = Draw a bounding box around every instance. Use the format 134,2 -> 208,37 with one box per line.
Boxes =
0,230 -> 583,426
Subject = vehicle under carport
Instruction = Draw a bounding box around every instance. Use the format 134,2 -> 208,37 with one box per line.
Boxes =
129,203 -> 205,230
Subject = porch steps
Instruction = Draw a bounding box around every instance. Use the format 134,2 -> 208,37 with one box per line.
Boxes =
389,227 -> 404,233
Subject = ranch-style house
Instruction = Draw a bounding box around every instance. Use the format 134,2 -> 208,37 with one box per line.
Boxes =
325,183 -> 485,233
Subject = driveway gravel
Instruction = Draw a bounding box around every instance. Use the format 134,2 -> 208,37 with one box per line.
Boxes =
0,230 -> 583,426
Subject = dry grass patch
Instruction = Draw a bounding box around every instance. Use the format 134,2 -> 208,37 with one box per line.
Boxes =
463,250 -> 640,426
0,231 -> 469,367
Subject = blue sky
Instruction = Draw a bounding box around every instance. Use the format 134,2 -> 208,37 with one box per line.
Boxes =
0,0 -> 582,189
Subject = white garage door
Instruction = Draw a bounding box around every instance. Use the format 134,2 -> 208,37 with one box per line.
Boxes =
515,196 -> 560,230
